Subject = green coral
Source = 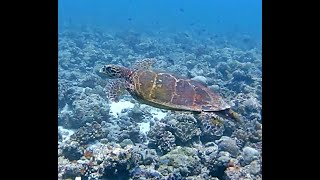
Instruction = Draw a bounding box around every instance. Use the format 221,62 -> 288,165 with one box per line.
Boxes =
158,146 -> 201,176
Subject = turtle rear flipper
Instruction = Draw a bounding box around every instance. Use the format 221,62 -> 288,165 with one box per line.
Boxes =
104,79 -> 126,102
216,109 -> 243,123
132,58 -> 156,70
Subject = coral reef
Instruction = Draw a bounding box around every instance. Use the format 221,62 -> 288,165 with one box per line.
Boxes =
131,165 -> 162,179
157,146 -> 202,177
58,26 -> 262,179
58,157 -> 83,179
224,159 -> 262,180
88,143 -> 138,179
59,141 -> 83,161
60,92 -> 111,129
70,121 -> 108,145
241,146 -> 261,165
58,142 -> 140,179
166,113 -> 201,144
148,122 -> 177,154
216,136 -> 240,157
197,113 -> 226,141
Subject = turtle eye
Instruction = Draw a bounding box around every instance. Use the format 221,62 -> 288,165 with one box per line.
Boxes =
107,67 -> 116,77
106,66 -> 121,77
100,65 -> 122,78
100,66 -> 113,76
105,66 -> 113,73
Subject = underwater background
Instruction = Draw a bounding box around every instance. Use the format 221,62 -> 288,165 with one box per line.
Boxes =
58,0 -> 262,179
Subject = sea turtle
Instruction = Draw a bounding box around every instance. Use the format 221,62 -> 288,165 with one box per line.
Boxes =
99,58 -> 241,122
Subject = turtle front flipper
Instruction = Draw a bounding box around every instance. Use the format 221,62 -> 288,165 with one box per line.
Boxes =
132,58 -> 156,71
104,79 -> 126,102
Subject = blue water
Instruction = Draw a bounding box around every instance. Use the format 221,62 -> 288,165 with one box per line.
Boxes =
58,0 -> 261,40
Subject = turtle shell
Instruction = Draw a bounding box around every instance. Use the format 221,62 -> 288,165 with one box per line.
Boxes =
129,70 -> 231,112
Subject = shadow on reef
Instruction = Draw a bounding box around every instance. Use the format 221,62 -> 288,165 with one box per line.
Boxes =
100,168 -> 130,180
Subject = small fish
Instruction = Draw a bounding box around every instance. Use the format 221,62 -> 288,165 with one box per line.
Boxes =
179,8 -> 184,12
183,33 -> 189,38
167,58 -> 175,65
210,34 -> 219,40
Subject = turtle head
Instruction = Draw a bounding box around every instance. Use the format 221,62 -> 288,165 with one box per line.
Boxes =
99,65 -> 124,78
100,64 -> 133,79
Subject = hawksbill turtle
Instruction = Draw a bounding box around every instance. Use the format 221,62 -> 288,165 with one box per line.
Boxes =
99,58 -> 241,122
